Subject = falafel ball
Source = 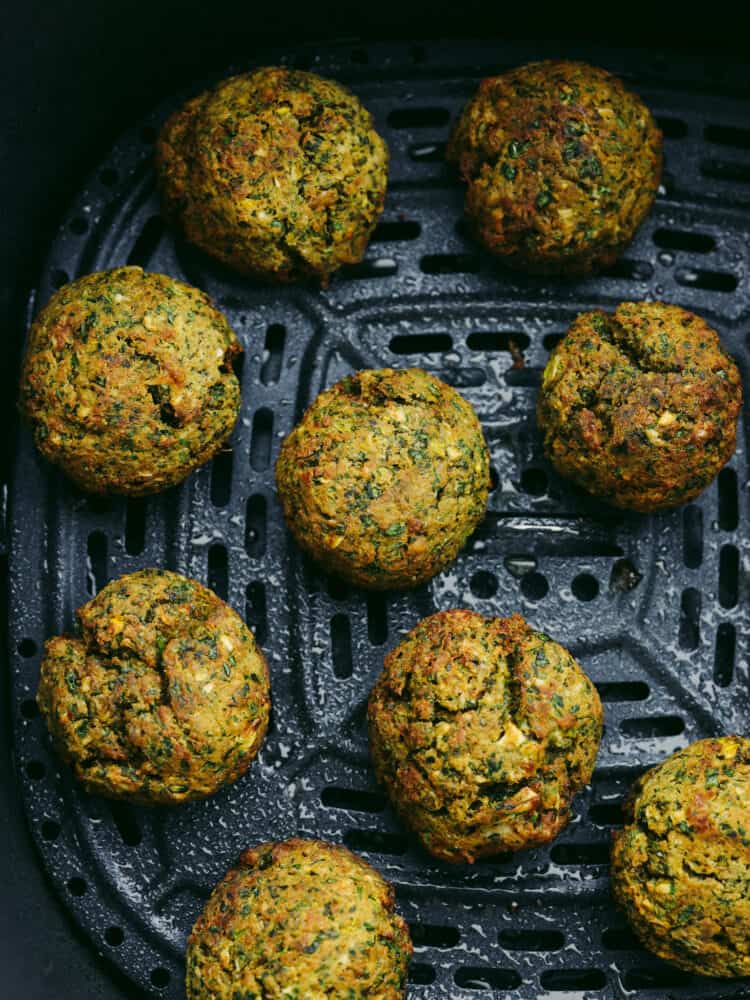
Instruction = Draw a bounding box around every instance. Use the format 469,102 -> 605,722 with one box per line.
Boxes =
156,67 -> 389,284
275,368 -> 490,589
37,569 -> 270,805
186,838 -> 412,998
612,737 -> 750,977
20,266 -> 241,496
537,301 -> 742,511
447,60 -> 662,276
368,610 -> 603,863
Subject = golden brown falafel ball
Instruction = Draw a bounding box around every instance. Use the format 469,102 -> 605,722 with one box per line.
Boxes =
537,301 -> 742,511
368,610 -> 603,863
447,60 -> 662,276
186,838 -> 412,999
156,67 -> 389,284
612,737 -> 750,977
20,266 -> 241,496
37,569 -> 270,805
275,368 -> 490,589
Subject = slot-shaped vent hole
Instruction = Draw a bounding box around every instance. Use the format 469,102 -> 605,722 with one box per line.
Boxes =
622,968 -> 694,990
343,258 -> 397,279
675,268 -> 738,292
499,929 -> 564,952
367,593 -> 388,646
704,123 -> 750,149
245,582 -> 267,645
701,159 -> 750,184
409,142 -> 446,162
714,622 -> 736,688
250,408 -> 273,471
208,544 -> 228,600
408,964 -> 436,985
620,715 -> 685,738
466,331 -> 530,353
719,544 -> 739,608
245,495 -> 267,557
682,505 -> 703,568
210,450 -> 233,508
589,801 -> 624,826
595,681 -> 649,702
110,803 -> 142,847
504,367 -> 542,387
125,498 -> 147,555
388,107 -> 450,129
321,787 -> 385,813
549,842 -> 610,865
390,333 -> 452,355
718,467 -> 739,530
327,575 -> 349,601
543,332 -> 565,351
657,117 -> 688,138
420,254 -> 480,275
653,228 -> 716,254
679,587 -> 701,650
605,258 -> 654,281
540,969 -> 607,991
410,923 -> 461,949
127,215 -> 165,267
601,926 -> 640,950
372,220 -> 421,242
260,324 -> 286,385
343,829 -> 409,855
454,967 -> 522,991
520,468 -> 548,496
86,531 -> 108,595
331,614 -> 352,679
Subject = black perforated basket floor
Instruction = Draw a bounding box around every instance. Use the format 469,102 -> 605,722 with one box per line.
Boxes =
8,40 -> 750,1000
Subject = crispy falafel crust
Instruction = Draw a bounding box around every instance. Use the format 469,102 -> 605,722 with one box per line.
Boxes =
612,737 -> 750,977
537,301 -> 742,511
37,569 -> 270,805
156,67 -> 389,284
186,838 -> 412,999
275,368 -> 490,589
447,60 -> 662,276
20,266 -> 241,496
368,610 -> 603,863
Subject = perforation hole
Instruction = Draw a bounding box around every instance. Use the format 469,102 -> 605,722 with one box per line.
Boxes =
390,333 -> 452,355
342,258 -> 397,279
657,117 -> 688,138
605,259 -> 654,281
595,681 -> 649,702
105,927 -> 124,947
86,531 -> 108,595
388,107 -> 450,129
622,968 -> 693,990
41,819 -> 61,841
718,544 -> 739,608
17,638 -> 37,657
67,877 -> 87,896
469,570 -> 498,599
69,216 -> 89,235
653,228 -> 715,253
245,495 -> 267,557
330,614 -> 352,679
682,505 -> 703,568
210,449 -> 233,508
714,622 -> 736,687
321,787 -> 385,813
520,572 -> 548,601
701,159 -> 750,184
675,268 -> 738,292
367,593 -> 388,646
26,760 -> 46,780
549,842 -> 609,865
466,331 -> 530,352
678,587 -> 701,650
601,926 -> 640,950
409,142 -> 446,162
208,544 -> 228,600
454,967 -> 522,991
504,367 -> 541,387
499,929 -> 564,951
127,214 -> 164,267
571,573 -> 599,601
588,801 -> 624,826
371,220 -> 421,242
110,803 -> 142,847
420,254 -> 480,275
704,123 -> 750,149
21,699 -> 39,719
242,581 -> 267,645
250,408 -> 273,471
543,332 -> 565,352
99,167 -> 118,186
718,467 -> 738,529
343,830 -> 408,855
620,715 -> 685,738
410,923 -> 460,949
520,468 -> 547,496
260,324 -> 285,385
540,969 -> 606,991
125,498 -> 147,555
150,968 -> 170,990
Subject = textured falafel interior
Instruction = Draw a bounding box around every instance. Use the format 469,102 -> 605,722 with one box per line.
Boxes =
368,610 -> 603,863
37,569 -> 270,804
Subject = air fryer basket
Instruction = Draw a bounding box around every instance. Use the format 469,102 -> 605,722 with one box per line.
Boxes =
8,40 -> 750,999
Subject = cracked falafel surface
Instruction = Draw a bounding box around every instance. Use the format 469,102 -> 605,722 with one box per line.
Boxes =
156,67 -> 389,284
20,266 -> 241,496
275,368 -> 490,589
537,301 -> 742,511
37,569 -> 270,804
186,838 -> 412,999
612,737 -> 750,977
447,60 -> 662,276
368,610 -> 603,863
